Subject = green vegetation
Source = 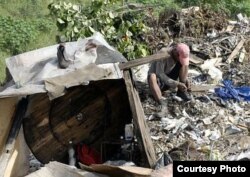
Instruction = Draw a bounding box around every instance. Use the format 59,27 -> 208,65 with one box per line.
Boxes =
0,17 -> 54,54
0,0 -> 250,84
49,0 -> 150,60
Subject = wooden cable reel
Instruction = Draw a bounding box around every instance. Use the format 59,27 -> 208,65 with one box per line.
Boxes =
49,84 -> 111,146
23,80 -> 132,164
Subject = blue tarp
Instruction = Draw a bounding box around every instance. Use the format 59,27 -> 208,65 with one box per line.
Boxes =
214,80 -> 250,101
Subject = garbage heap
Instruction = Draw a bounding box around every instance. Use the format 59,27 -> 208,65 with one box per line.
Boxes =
134,7 -> 250,161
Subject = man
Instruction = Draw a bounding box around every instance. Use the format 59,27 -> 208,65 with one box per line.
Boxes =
148,43 -> 192,106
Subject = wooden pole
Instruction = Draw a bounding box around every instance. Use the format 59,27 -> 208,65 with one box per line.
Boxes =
119,53 -> 167,70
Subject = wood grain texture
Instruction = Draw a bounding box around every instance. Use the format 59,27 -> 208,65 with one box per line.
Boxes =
119,53 -> 167,70
0,97 -> 18,153
123,70 -> 157,168
23,79 -> 132,164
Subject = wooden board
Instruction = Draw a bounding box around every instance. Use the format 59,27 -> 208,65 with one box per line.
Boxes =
118,52 -> 204,70
0,97 -> 18,153
0,98 -> 29,177
79,163 -> 152,177
227,38 -> 245,64
191,84 -> 218,92
119,53 -> 167,70
123,70 -> 157,168
26,161 -> 107,177
23,79 -> 132,164
0,99 -> 28,177
3,127 -> 30,177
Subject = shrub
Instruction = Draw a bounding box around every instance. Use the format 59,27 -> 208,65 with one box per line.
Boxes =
0,16 -> 54,55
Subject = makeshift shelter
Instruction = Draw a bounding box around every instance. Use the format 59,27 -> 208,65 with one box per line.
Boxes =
0,33 -> 157,177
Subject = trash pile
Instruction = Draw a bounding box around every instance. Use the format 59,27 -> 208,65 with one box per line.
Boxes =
134,7 -> 250,161
159,6 -> 228,38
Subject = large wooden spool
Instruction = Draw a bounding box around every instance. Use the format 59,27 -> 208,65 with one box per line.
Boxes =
23,79 -> 132,164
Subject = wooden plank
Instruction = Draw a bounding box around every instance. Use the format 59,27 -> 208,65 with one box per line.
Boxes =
119,52 -> 203,70
0,98 -> 28,177
227,38 -> 246,64
0,97 -> 18,154
119,53 -> 167,70
123,70 -> 156,168
226,25 -> 235,32
190,54 -> 204,64
26,161 -> 107,177
191,84 -> 218,92
79,163 -> 153,177
4,127 -> 30,177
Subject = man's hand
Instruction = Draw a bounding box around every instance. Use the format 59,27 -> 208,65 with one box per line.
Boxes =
185,80 -> 191,91
177,82 -> 187,91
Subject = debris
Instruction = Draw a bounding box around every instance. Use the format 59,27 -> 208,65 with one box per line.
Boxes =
151,136 -> 161,141
191,85 -> 217,92
132,64 -> 150,83
151,164 -> 173,177
27,161 -> 153,177
200,59 -> 223,84
68,142 -> 76,166
159,7 -> 228,38
238,136 -> 250,150
215,80 -> 250,101
204,130 -> 211,137
125,124 -> 134,141
239,48 -> 246,63
154,152 -> 173,170
202,117 -> 213,125
79,162 -> 153,177
237,13 -> 249,24
136,6 -> 250,162
172,95 -> 183,102
209,130 -> 221,141
29,154 -> 43,173
225,125 -> 242,135
227,38 -> 246,64
26,161 -> 108,177
227,150 -> 250,161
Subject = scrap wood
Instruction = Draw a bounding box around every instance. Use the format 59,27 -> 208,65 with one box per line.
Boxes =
124,71 -> 157,168
227,38 -> 246,64
191,84 -> 217,92
158,7 -> 228,38
119,53 -> 204,70
239,48 -> 246,62
79,163 -> 152,177
190,54 -> 204,65
26,161 -> 108,177
225,25 -> 235,32
0,98 -> 28,177
119,53 -> 167,70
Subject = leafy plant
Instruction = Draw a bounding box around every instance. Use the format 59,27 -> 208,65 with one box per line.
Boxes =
49,0 -> 151,60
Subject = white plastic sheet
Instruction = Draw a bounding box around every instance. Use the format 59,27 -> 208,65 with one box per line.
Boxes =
0,33 -> 123,99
